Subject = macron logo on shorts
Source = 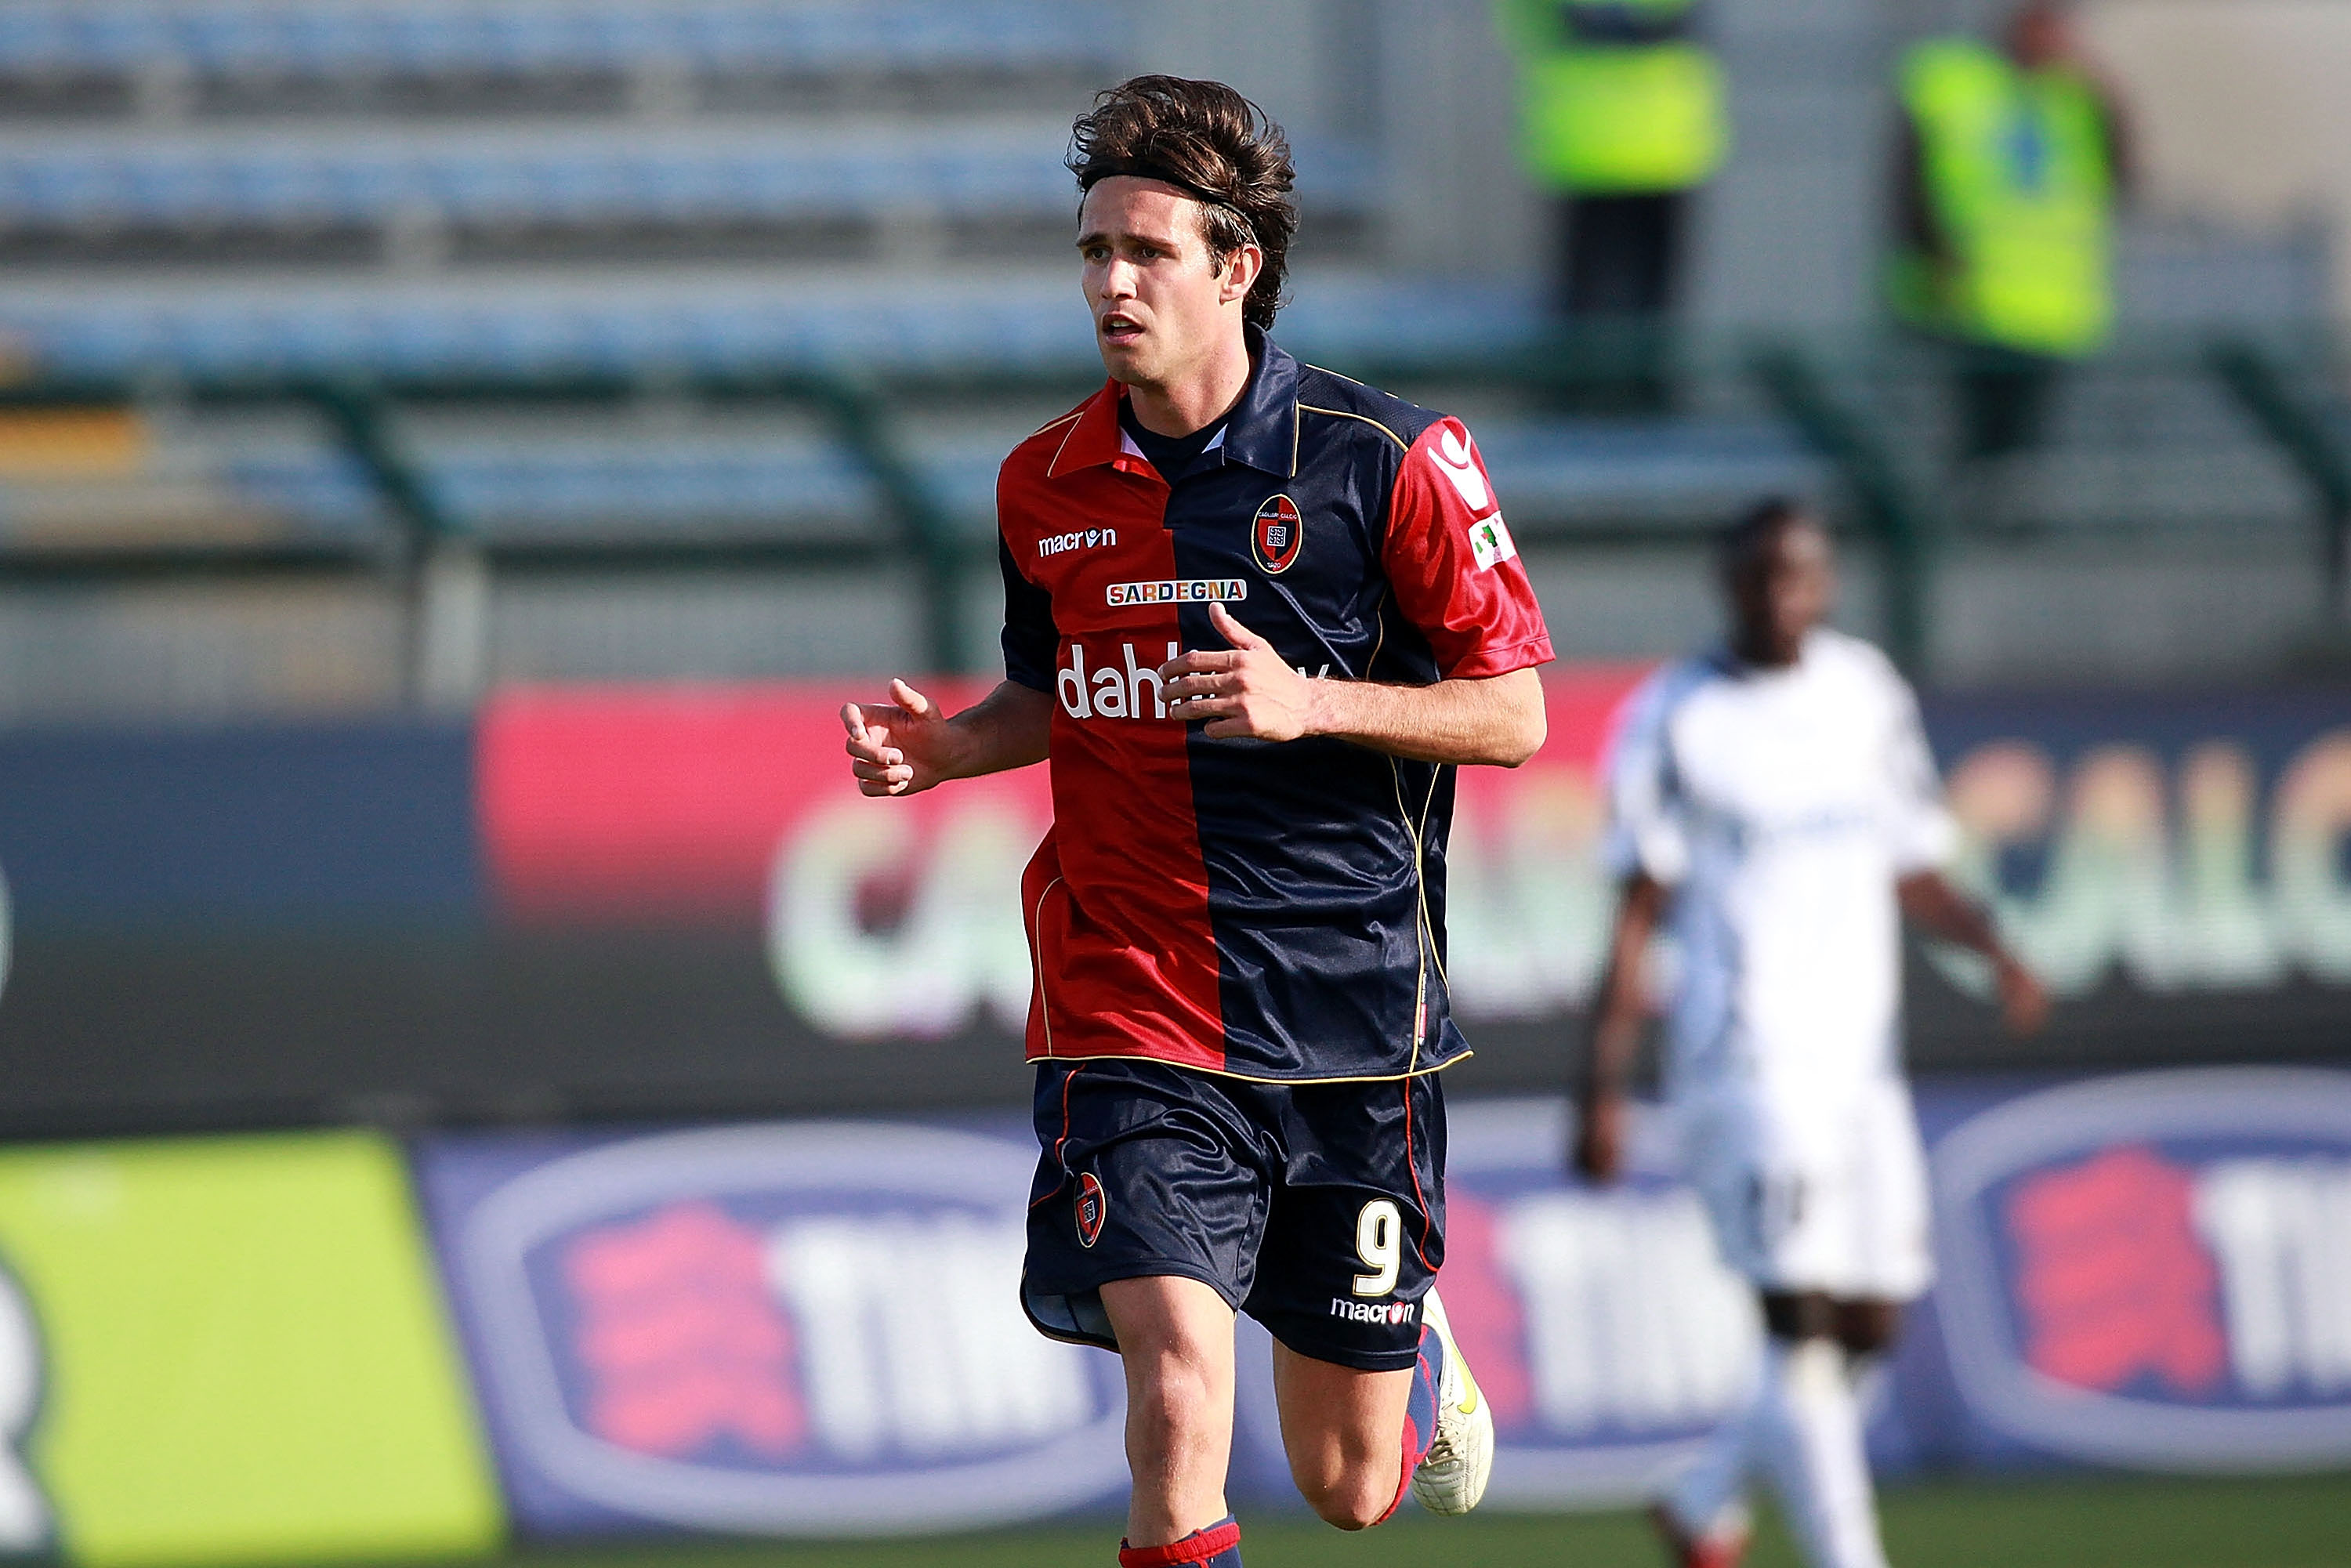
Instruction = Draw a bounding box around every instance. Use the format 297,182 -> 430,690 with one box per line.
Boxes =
1329,1298 -> 1418,1326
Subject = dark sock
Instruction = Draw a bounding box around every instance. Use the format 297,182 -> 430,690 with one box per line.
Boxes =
1118,1514 -> 1241,1567
1374,1322 -> 1446,1523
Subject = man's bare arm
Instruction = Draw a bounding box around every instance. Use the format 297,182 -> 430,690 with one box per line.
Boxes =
1896,869 -> 2049,1036
841,677 -> 1052,796
1574,871 -> 1666,1183
1159,601 -> 1546,766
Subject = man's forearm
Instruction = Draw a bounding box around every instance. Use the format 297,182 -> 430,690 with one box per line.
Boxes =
1583,874 -> 1665,1097
939,680 -> 1054,781
1896,870 -> 2005,958
1304,666 -> 1545,766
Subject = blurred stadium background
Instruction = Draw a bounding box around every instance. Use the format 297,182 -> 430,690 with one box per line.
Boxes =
0,0 -> 2342,1563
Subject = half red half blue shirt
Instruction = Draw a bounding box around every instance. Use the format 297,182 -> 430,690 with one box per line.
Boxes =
996,329 -> 1555,1081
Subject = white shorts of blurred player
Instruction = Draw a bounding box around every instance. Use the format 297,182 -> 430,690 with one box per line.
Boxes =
1676,1074 -> 1933,1302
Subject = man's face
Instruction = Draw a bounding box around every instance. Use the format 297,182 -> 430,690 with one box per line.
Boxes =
1077,176 -> 1253,389
2009,2 -> 2076,69
1727,517 -> 1835,666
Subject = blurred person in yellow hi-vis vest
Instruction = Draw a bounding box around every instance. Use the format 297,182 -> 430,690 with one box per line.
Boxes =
1494,0 -> 1728,322
1891,1 -> 2131,460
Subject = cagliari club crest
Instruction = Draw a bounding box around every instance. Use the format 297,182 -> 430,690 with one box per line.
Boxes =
1075,1172 -> 1107,1248
1252,494 -> 1303,575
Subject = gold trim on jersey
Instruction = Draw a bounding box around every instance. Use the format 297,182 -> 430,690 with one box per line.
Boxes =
1023,1048 -> 1475,1086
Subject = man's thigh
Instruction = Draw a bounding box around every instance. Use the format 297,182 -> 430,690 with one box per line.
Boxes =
1270,1338 -> 1413,1482
1021,1059 -> 1273,1351
1244,1071 -> 1444,1374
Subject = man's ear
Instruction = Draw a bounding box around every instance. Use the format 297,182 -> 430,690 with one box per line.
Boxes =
1219,243 -> 1263,307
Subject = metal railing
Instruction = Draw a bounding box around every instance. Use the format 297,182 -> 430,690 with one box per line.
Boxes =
0,326 -> 2342,698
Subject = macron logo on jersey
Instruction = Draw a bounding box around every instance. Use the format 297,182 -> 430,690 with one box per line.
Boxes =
1431,426 -> 1490,511
1039,527 -> 1117,559
1429,424 -> 1519,573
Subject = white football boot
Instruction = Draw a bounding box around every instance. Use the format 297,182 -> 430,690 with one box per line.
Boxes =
1409,1286 -> 1494,1515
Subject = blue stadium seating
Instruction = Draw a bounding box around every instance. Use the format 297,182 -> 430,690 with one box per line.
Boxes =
0,134 -> 1078,224
0,277 -> 1541,380
1471,418 -> 1828,522
419,441 -> 878,534
0,0 -> 1811,559
0,132 -> 1372,230
219,449 -> 382,531
0,2 -> 1121,78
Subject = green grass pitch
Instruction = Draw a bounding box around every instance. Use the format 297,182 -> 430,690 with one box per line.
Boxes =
509,1471 -> 2351,1568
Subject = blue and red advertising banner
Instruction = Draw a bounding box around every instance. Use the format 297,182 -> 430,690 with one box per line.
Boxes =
412,1067 -> 2351,1539
0,675 -> 2340,1132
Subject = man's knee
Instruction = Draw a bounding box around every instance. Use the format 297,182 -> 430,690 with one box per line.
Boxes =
1760,1289 -> 1837,1342
1834,1298 -> 1902,1357
1128,1351 -> 1224,1438
1290,1461 -> 1392,1532
1759,1290 -> 1902,1356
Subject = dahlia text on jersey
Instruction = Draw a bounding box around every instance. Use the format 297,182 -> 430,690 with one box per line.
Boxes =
1056,642 -> 1183,720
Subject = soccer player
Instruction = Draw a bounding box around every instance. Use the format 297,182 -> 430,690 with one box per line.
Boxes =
841,75 -> 1552,1568
1577,500 -> 2046,1568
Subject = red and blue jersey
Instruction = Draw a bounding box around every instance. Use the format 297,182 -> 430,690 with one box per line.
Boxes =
997,331 -> 1554,1081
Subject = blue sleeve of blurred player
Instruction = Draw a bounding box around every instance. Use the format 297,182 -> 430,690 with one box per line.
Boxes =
1602,663 -> 1694,885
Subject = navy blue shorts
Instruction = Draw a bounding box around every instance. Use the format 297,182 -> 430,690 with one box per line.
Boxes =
1020,1057 -> 1447,1373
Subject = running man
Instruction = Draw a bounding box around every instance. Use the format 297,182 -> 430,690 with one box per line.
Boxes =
842,75 -> 1552,1568
1579,500 -> 2047,1568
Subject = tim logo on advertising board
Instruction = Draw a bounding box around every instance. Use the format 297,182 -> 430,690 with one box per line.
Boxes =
1934,1068 -> 2351,1468
1433,1102 -> 1761,1505
424,1123 -> 1128,1535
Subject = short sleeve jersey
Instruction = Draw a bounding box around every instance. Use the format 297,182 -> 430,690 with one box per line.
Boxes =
996,329 -> 1554,1081
1603,628 -> 1957,1102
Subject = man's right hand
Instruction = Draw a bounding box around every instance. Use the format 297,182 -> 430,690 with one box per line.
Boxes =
1572,1091 -> 1627,1185
842,679 -> 955,796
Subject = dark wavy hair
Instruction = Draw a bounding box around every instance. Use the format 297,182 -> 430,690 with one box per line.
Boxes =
1717,496 -> 1818,578
1067,75 -> 1298,332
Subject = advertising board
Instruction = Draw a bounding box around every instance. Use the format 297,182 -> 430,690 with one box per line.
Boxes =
421,1068 -> 2351,1537
416,1121 -> 1132,1535
0,1130 -> 501,1565
1921,1066 -> 2351,1472
0,680 -> 2340,1133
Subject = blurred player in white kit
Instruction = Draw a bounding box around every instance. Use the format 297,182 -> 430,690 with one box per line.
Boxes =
1577,499 -> 2048,1568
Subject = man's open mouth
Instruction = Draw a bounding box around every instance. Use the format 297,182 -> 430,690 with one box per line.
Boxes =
1099,317 -> 1143,342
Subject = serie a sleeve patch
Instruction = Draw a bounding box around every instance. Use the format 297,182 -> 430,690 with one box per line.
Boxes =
1467,512 -> 1519,572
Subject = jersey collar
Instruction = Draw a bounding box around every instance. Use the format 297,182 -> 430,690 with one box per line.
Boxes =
1046,324 -> 1301,480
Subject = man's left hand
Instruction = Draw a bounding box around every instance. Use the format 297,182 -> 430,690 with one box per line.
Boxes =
1159,601 -> 1320,741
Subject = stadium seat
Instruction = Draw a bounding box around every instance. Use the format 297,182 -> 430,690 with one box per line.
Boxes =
413,437 -> 879,538
1469,418 -> 1829,528
0,2 -> 1125,84
0,274 -> 1539,382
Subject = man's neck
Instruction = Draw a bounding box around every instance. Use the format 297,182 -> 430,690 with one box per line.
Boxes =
1730,628 -> 1809,670
1125,331 -> 1254,438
